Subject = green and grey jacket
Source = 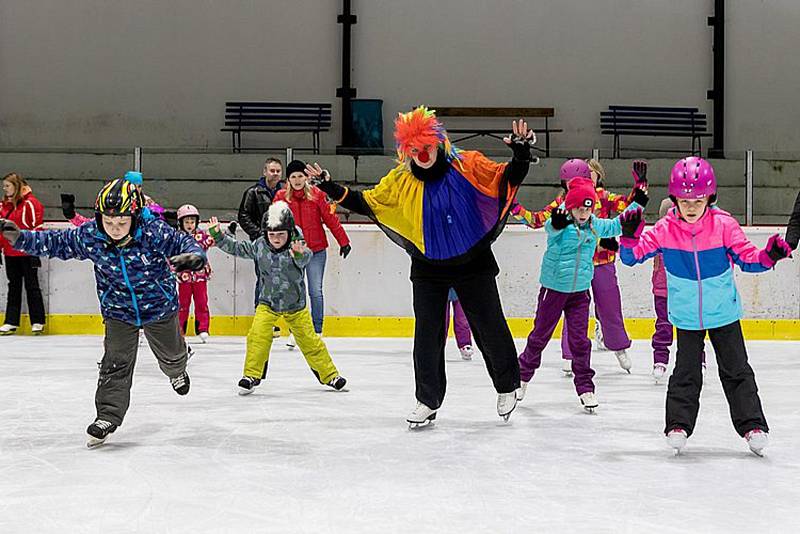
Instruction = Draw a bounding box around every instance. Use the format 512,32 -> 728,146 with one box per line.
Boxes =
214,230 -> 312,313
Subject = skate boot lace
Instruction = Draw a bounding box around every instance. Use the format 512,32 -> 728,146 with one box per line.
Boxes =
171,373 -> 187,388
94,419 -> 114,430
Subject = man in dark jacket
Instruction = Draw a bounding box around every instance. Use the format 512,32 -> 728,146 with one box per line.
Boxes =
238,158 -> 285,240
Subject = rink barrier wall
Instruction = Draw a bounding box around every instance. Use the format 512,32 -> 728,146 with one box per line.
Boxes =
9,314 -> 800,341
2,224 -> 798,339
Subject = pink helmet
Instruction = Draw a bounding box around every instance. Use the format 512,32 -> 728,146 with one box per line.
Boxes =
177,204 -> 200,220
669,157 -> 716,199
560,159 -> 591,182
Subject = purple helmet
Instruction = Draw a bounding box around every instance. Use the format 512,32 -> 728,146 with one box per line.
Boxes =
560,159 -> 591,182
669,157 -> 716,199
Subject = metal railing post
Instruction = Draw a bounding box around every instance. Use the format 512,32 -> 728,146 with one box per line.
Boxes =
133,146 -> 142,172
591,148 -> 599,161
745,149 -> 753,226
285,147 -> 293,164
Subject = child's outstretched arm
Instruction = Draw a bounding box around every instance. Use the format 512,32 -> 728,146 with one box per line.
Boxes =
208,216 -> 257,259
1,218 -> 90,260
726,222 -> 791,272
618,209 -> 662,266
511,197 -> 560,229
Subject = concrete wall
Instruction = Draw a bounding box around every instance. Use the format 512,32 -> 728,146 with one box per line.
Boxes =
1,1 -> 799,156
1,224 -> 797,321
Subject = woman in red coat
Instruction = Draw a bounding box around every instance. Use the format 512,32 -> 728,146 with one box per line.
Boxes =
0,172 -> 45,334
274,160 -> 351,338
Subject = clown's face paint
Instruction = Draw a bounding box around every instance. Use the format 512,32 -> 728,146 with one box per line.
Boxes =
409,145 -> 437,169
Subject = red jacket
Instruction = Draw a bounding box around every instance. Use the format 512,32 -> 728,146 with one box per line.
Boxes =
274,187 -> 350,253
0,189 -> 44,257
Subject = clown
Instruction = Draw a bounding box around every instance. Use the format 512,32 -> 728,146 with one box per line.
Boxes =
313,106 -> 535,427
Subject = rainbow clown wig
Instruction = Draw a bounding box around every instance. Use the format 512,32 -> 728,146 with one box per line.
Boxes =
394,106 -> 460,165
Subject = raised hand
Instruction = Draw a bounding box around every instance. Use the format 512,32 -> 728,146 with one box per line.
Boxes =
305,163 -> 330,184
631,160 -> 648,187
550,207 -> 570,230
620,208 -> 645,239
503,119 -> 536,162
766,234 -> 792,262
632,185 -> 649,208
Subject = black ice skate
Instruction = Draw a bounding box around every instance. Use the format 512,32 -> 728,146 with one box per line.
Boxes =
86,419 -> 117,448
170,371 -> 190,395
326,376 -> 347,391
238,376 -> 261,395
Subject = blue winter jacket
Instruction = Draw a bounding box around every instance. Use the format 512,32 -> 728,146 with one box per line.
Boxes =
13,218 -> 205,326
539,203 -> 641,293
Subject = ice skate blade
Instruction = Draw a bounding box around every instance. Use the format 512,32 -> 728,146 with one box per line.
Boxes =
582,406 -> 597,414
672,448 -> 682,456
86,436 -> 108,449
238,388 -> 255,396
407,413 -> 436,430
562,371 -> 573,378
749,448 -> 765,458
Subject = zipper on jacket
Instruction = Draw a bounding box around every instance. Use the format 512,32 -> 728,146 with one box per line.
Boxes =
571,225 -> 582,292
691,232 -> 704,330
118,254 -> 142,327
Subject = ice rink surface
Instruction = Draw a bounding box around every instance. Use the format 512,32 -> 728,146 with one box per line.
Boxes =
0,335 -> 797,533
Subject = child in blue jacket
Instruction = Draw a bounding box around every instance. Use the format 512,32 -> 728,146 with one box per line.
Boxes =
517,177 -> 646,412
0,179 -> 206,447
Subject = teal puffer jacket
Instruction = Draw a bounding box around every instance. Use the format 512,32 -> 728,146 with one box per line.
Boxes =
538,205 -> 638,293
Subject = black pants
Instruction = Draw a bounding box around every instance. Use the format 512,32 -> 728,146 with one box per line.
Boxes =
666,320 -> 768,437
96,314 -> 188,426
411,249 -> 520,410
3,255 -> 46,326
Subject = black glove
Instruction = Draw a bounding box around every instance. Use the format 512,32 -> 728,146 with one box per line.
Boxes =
163,210 -> 179,229
60,193 -> 76,220
598,237 -> 619,252
632,160 -> 648,187
506,134 -> 533,161
227,221 -> 238,235
766,234 -> 792,262
620,208 -> 644,239
632,186 -> 649,208
550,208 -> 570,230
0,218 -> 21,246
340,244 -> 351,259
169,253 -> 205,272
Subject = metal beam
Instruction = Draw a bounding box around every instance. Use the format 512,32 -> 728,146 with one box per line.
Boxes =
337,0 -> 357,150
707,0 -> 725,158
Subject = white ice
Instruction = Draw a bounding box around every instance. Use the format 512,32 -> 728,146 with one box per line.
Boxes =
0,336 -> 797,533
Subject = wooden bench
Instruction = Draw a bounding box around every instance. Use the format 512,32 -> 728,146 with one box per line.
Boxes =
600,105 -> 712,158
433,107 -> 561,156
221,102 -> 332,153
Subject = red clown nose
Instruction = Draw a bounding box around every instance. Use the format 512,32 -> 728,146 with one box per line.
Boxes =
416,149 -> 430,163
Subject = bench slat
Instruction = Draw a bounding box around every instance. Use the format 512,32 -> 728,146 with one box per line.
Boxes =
433,107 -> 554,118
601,130 -> 712,137
225,102 -> 331,108
601,118 -> 707,126
225,122 -> 331,128
608,105 -> 700,113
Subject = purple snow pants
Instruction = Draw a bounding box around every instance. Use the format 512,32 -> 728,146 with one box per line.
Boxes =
519,287 -> 595,395
562,262 -> 631,358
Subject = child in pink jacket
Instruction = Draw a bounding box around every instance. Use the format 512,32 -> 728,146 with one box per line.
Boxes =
620,157 -> 791,456
176,205 -> 214,342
